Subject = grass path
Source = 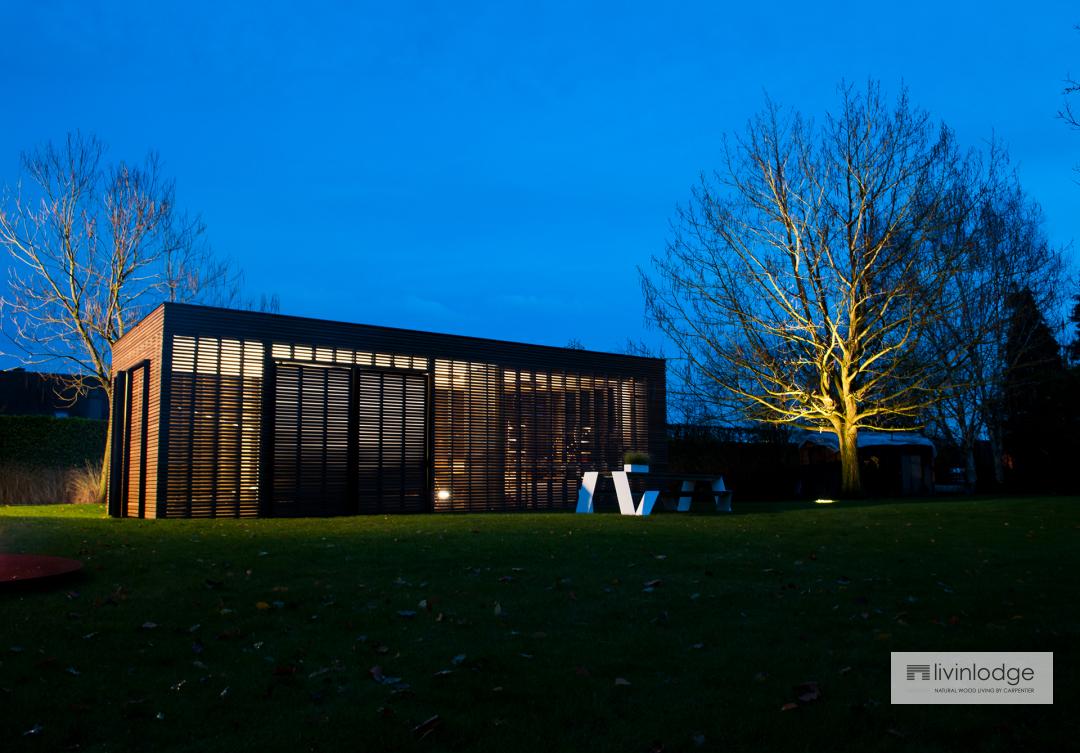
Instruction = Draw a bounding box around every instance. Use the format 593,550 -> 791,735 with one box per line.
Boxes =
1,498 -> 1077,752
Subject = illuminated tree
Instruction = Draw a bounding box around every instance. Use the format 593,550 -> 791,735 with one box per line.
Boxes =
0,133 -> 241,500
643,83 -> 960,496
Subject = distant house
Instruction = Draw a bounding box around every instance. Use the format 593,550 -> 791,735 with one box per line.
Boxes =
794,429 -> 935,497
0,369 -> 109,419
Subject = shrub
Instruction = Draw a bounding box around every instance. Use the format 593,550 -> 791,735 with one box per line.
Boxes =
0,461 -> 104,505
623,450 -> 651,466
67,462 -> 104,504
0,415 -> 107,467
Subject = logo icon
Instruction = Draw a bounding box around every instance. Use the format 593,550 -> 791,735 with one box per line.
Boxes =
906,664 -> 931,680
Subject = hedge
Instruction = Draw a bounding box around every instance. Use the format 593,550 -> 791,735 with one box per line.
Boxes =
0,415 -> 107,468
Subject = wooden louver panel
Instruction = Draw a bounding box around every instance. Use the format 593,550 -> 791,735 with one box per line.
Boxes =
165,336 -> 263,517
271,362 -> 351,516
433,360 -> 649,512
124,363 -> 149,517
356,370 -> 428,513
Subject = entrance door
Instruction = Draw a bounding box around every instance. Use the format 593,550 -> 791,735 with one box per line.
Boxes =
271,363 -> 352,516
356,370 -> 429,513
271,363 -> 429,516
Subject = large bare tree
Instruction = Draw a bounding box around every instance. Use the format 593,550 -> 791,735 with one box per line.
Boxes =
924,147 -> 1063,489
643,83 -> 961,496
0,132 -> 241,499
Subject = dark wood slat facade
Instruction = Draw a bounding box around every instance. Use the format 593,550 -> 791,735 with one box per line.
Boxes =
108,303 -> 666,518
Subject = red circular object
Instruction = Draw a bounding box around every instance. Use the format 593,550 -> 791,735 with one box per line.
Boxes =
0,554 -> 83,587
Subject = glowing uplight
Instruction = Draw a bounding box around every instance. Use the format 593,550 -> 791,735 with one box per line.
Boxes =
437,490 -> 451,501
815,498 -> 836,505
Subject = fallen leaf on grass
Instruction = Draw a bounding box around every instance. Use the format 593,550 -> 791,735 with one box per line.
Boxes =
780,702 -> 798,711
369,665 -> 402,685
256,602 -> 270,610
794,681 -> 820,703
141,622 -> 158,630
413,714 -> 441,740
614,677 -> 631,686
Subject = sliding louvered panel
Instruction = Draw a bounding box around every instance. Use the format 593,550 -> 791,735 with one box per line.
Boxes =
164,336 -> 263,517
356,370 -> 429,513
271,363 -> 350,516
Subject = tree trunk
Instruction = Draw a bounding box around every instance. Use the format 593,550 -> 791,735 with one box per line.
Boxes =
838,424 -> 862,497
989,424 -> 1005,487
98,382 -> 113,505
964,442 -> 978,493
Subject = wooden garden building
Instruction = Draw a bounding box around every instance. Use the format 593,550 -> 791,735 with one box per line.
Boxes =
107,303 -> 666,518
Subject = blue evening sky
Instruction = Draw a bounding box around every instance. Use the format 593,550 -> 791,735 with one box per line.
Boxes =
1,1 -> 1077,358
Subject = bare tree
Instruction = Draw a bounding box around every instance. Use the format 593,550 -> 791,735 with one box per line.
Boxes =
0,132 -> 241,499
924,147 -> 1063,489
643,83 -> 961,496
1061,25 -> 1080,130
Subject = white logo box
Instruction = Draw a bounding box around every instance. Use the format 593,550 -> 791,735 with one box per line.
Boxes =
891,652 -> 1053,705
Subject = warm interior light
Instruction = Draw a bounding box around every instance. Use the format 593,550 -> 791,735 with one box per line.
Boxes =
437,490 -> 451,500
815,498 -> 836,505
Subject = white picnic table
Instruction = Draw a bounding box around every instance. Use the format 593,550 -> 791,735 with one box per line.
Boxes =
575,468 -> 732,516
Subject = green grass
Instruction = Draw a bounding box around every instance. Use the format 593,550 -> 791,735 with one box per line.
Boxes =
1,498 -> 1077,752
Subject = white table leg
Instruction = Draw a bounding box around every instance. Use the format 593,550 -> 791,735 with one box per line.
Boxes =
638,490 -> 660,516
677,480 -> 694,512
611,471 -> 639,515
712,477 -> 732,512
576,471 -> 599,513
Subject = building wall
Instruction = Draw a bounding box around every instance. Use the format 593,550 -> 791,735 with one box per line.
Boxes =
109,306 -> 165,517
0,369 -> 109,419
138,303 -> 665,517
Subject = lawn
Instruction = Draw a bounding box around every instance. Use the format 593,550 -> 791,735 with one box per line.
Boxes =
1,498 -> 1077,752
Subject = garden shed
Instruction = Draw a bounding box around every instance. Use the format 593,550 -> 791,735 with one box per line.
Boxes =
107,303 -> 666,518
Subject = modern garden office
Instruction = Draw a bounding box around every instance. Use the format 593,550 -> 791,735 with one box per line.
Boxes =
107,303 -> 666,518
